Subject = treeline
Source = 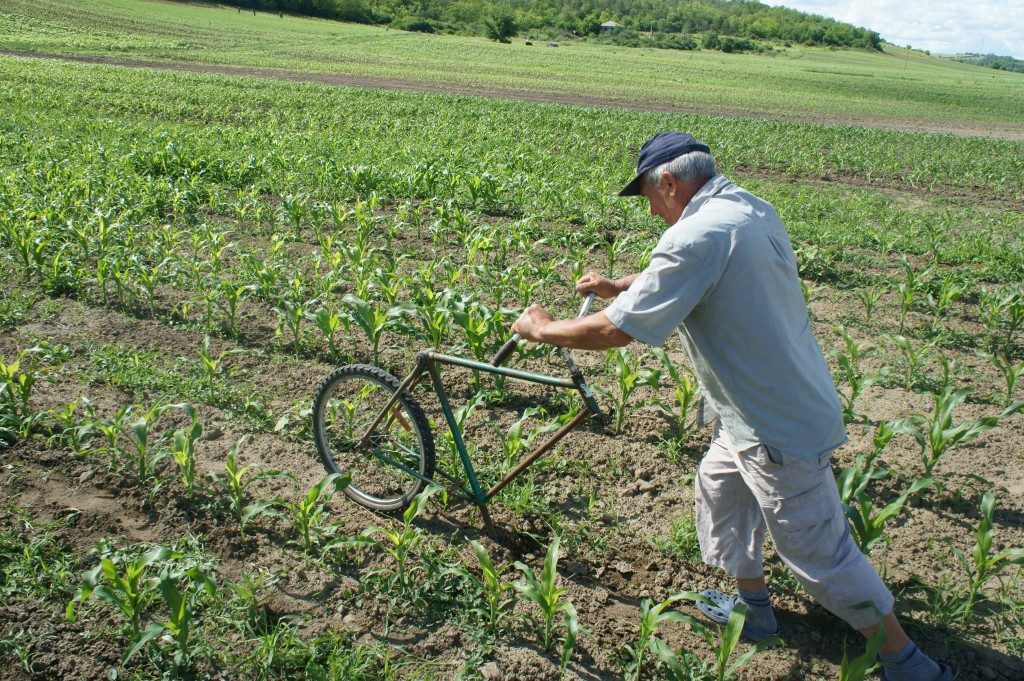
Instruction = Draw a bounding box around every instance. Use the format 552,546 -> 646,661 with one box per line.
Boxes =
954,53 -> 1024,74
195,0 -> 882,51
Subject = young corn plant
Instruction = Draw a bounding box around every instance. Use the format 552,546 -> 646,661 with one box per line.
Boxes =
165,403 -> 203,501
48,400 -> 100,458
830,326 -> 884,424
276,473 -> 352,554
623,591 -> 703,681
0,348 -> 44,440
948,491 -> 1024,625
66,546 -> 173,644
207,435 -> 295,539
134,563 -> 217,670
196,336 -> 241,399
884,334 -> 935,390
977,350 -> 1024,407
900,387 -> 1023,478
842,477 -> 933,555
212,278 -> 253,339
497,407 -> 558,470
275,278 -> 318,357
597,348 -> 661,435
309,305 -> 345,360
449,540 -> 516,638
362,484 -> 442,596
648,594 -> 781,681
343,294 -> 411,366
123,403 -> 172,489
839,609 -> 886,681
855,285 -> 884,324
650,348 -> 700,445
514,535 -> 580,669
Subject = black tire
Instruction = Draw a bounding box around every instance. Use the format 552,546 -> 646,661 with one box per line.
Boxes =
312,364 -> 435,512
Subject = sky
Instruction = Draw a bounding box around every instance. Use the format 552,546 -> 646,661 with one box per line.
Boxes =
762,1 -> 1024,59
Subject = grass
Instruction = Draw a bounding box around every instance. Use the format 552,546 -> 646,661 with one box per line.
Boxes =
1,0 -> 1023,131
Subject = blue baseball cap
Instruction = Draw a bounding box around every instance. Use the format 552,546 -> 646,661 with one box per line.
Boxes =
619,131 -> 711,197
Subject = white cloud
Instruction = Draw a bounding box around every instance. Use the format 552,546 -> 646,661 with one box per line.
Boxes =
761,0 -> 1024,58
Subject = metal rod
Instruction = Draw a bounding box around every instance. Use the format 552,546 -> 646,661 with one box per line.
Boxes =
357,362 -> 426,446
429,361 -> 487,504
485,408 -> 590,500
426,351 -> 576,388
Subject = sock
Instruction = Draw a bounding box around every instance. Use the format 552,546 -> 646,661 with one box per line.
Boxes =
737,586 -> 778,634
878,640 -> 943,681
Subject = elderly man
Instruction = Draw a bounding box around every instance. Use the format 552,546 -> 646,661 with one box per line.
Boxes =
511,132 -> 949,680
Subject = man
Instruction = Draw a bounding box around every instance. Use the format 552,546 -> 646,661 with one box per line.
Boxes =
510,132 -> 949,681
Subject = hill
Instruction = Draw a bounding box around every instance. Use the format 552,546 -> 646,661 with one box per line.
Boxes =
953,53 -> 1024,74
179,0 -> 882,51
1,0 -> 1022,138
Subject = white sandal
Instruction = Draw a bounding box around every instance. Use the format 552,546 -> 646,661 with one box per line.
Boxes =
697,589 -> 781,642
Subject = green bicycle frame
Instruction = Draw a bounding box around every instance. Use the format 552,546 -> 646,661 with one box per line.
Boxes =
357,295 -> 601,517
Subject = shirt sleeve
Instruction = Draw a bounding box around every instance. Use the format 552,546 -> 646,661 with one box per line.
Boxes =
604,239 -> 724,347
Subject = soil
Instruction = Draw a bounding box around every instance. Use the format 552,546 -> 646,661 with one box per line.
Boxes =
3,49 -> 1024,143
2,271 -> 1023,679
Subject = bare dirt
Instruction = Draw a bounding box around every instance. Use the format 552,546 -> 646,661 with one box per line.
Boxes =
4,49 -> 1024,142
3,266 -> 1023,679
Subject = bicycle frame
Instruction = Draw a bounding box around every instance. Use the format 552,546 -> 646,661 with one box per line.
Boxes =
357,296 -> 601,519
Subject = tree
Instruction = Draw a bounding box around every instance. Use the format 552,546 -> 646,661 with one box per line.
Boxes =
484,11 -> 518,43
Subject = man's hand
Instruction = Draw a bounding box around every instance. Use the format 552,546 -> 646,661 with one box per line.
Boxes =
511,304 -> 554,343
576,271 -> 636,299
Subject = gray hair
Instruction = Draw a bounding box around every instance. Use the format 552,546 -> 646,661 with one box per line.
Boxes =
643,150 -> 717,189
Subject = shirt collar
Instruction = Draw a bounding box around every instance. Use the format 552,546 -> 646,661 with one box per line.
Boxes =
681,174 -> 731,220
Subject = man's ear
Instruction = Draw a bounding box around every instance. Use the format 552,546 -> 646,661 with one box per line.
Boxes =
659,169 -> 677,197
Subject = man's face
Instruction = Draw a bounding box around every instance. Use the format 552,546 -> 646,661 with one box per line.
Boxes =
640,172 -> 685,226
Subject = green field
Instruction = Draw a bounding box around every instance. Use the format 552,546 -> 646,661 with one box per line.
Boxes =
2,1 -> 1024,680
2,0 -> 1024,132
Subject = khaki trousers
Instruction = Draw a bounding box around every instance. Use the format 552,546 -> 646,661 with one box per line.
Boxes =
694,432 -> 894,630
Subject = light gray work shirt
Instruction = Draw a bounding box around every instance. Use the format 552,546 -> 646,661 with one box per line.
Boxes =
605,174 -> 846,460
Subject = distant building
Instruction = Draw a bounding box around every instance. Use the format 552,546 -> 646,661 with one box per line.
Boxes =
600,21 -> 623,32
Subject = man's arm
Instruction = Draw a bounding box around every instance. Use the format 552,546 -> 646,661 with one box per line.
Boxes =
512,307 -> 633,350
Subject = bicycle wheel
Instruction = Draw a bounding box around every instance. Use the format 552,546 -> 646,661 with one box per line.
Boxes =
312,364 -> 435,512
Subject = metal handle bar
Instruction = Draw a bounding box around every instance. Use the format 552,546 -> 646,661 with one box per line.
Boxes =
490,293 -> 595,366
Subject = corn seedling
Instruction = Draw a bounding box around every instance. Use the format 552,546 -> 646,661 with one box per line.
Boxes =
948,491 -> 1024,624
207,435 -> 295,539
831,325 -> 884,424
66,546 -> 174,642
623,591 -> 704,681
843,477 -> 933,554
0,348 -> 43,439
513,535 -> 578,659
449,540 -> 516,637
165,403 -> 203,500
856,285 -> 884,323
123,403 -> 171,487
362,484 -> 442,595
310,305 -> 345,359
839,606 -> 886,681
901,387 -> 1023,478
597,347 -> 660,435
343,294 -> 411,365
978,349 -> 1024,407
212,278 -> 253,338
275,278 -> 318,357
276,473 -> 352,553
884,334 -> 935,390
196,336 -> 241,399
651,348 -> 699,444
